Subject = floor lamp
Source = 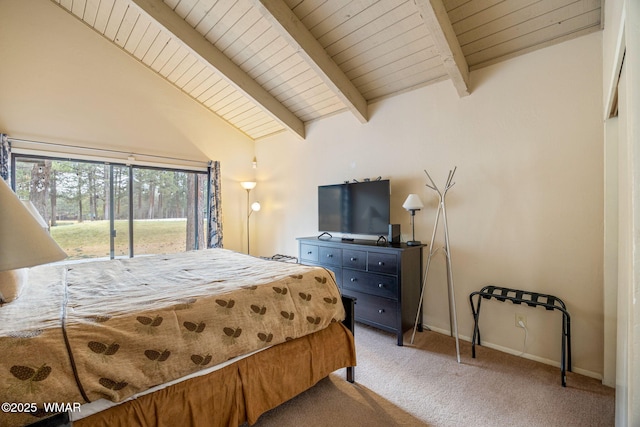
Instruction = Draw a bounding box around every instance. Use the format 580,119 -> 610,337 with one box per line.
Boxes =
240,182 -> 261,255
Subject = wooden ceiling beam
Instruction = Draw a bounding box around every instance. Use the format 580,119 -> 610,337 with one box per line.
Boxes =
413,0 -> 470,97
129,0 -> 305,139
250,0 -> 369,123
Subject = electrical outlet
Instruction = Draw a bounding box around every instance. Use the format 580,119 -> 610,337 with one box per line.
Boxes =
515,313 -> 527,328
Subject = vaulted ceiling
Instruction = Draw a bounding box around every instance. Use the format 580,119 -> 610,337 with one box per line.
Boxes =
51,0 -> 603,140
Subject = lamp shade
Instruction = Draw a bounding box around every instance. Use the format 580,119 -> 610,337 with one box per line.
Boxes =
22,200 -> 49,230
240,181 -> 257,190
0,178 -> 67,271
402,194 -> 424,211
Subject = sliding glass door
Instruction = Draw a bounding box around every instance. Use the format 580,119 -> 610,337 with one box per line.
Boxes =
132,167 -> 207,255
13,155 -> 207,260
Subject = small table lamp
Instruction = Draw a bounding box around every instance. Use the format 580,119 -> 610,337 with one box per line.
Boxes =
0,178 -> 67,303
402,194 -> 424,246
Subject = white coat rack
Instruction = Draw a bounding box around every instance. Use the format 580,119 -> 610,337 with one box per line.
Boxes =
410,167 -> 461,363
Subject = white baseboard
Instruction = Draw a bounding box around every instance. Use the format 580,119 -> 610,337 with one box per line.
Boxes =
422,324 -> 603,381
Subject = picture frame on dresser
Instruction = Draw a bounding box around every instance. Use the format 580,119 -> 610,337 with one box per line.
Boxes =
297,236 -> 425,346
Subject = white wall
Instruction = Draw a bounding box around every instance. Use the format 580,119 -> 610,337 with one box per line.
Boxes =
603,0 -> 640,424
626,5 -> 640,423
0,0 -> 256,252
255,32 -> 605,377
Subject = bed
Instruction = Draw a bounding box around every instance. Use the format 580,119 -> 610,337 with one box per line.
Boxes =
0,249 -> 356,427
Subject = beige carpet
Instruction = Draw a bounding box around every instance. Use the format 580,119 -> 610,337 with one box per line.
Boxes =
253,324 -> 615,427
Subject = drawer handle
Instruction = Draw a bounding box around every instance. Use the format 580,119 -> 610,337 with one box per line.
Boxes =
350,257 -> 357,261
378,261 -> 384,266
378,309 -> 385,314
307,251 -> 313,255
350,277 -> 357,282
378,283 -> 384,288
327,254 -> 333,258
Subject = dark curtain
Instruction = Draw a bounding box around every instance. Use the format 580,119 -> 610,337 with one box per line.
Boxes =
0,134 -> 9,182
208,161 -> 223,248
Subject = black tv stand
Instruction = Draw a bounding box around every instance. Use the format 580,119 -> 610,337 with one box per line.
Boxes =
297,236 -> 424,346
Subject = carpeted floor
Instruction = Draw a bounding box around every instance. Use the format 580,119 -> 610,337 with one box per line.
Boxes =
253,324 -> 615,427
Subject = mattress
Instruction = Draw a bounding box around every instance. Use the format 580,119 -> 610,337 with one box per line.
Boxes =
0,249 -> 345,427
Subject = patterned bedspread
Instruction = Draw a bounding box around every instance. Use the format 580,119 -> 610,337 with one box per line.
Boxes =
0,249 -> 345,427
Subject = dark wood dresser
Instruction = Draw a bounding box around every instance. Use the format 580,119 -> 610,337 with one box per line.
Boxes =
297,236 -> 424,345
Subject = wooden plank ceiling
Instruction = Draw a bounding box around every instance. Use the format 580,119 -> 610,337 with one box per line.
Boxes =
51,0 -> 603,140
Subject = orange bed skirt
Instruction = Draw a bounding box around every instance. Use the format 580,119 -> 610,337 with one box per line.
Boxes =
74,322 -> 356,427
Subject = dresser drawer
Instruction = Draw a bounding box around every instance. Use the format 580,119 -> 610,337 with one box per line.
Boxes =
347,290 -> 397,329
298,236 -> 423,347
342,270 -> 398,300
319,246 -> 342,267
368,252 -> 398,275
342,249 -> 366,270
300,244 -> 318,262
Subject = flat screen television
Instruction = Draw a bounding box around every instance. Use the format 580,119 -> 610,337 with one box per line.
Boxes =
318,180 -> 390,236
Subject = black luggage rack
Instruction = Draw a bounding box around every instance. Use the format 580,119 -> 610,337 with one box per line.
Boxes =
469,285 -> 571,387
